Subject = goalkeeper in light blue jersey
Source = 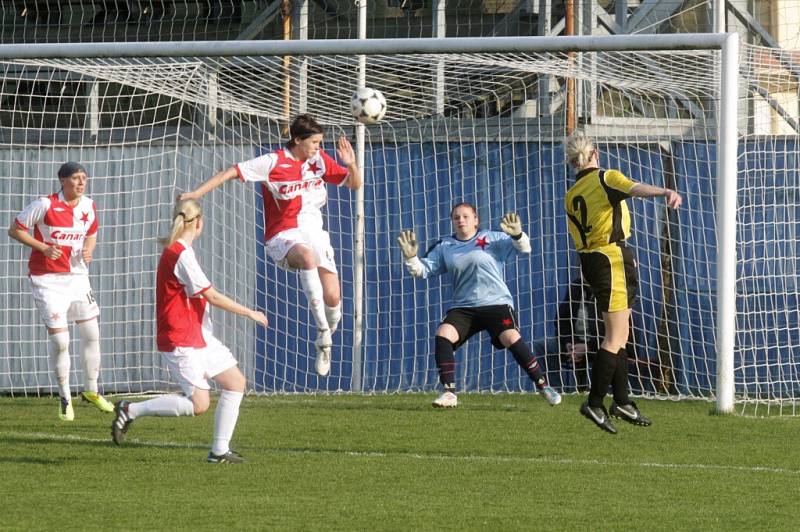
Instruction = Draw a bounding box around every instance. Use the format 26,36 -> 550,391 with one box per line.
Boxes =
397,203 -> 561,409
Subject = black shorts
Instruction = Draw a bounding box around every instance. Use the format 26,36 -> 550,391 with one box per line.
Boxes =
442,305 -> 519,350
579,243 -> 638,312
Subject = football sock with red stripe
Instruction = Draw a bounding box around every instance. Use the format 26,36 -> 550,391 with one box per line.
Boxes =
509,338 -> 546,386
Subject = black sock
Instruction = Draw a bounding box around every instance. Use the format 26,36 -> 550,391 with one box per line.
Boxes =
612,347 -> 631,405
434,336 -> 456,392
508,338 -> 546,388
588,348 -> 618,408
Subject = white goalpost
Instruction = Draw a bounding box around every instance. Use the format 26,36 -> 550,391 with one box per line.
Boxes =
2,34 -> 796,415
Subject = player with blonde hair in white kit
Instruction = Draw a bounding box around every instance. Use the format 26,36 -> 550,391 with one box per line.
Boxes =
111,198 -> 268,463
179,114 -> 361,377
8,162 -> 114,421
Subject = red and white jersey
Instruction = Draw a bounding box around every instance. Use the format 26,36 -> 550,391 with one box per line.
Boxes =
15,192 -> 98,276
235,148 -> 349,241
156,239 -> 213,352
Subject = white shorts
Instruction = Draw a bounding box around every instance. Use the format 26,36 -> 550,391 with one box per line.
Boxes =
162,335 -> 238,397
29,273 -> 100,329
266,227 -> 337,273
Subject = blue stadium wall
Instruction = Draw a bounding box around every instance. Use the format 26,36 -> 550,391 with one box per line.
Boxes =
251,139 -> 800,396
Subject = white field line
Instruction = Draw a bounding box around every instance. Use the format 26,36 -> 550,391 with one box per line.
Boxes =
4,430 -> 800,476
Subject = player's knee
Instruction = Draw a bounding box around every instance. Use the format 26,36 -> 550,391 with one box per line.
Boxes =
48,332 -> 70,353
192,395 -> 210,415
225,372 -> 246,393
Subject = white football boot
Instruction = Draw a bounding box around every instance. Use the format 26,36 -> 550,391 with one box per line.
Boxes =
315,329 -> 333,377
431,391 -> 458,408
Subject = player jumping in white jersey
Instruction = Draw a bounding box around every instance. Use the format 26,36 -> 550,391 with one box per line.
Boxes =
179,114 -> 362,377
8,162 -> 114,421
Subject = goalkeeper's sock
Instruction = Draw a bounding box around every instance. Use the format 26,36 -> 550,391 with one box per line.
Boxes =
48,331 -> 72,399
127,395 -> 195,419
211,390 -> 244,456
77,319 -> 101,393
508,338 -> 547,387
588,348 -> 618,408
612,347 -> 631,405
298,269 -> 329,331
434,336 -> 456,390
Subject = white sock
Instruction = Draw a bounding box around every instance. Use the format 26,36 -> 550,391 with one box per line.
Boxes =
298,269 -> 328,330
78,320 -> 101,393
49,331 -> 71,400
127,395 -> 195,419
211,390 -> 244,456
325,303 -> 342,333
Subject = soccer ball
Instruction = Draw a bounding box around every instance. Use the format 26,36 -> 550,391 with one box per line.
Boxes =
350,88 -> 387,124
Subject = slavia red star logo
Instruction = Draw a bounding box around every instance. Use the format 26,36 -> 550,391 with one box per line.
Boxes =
80,211 -> 89,223
50,312 -> 60,321
307,161 -> 320,175
501,318 -> 513,327
475,236 -> 488,249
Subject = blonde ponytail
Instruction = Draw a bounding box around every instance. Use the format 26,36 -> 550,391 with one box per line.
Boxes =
564,132 -> 596,169
158,199 -> 203,246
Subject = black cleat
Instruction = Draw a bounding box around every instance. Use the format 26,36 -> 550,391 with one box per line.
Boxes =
580,401 -> 617,434
610,401 -> 652,426
111,400 -> 133,445
207,450 -> 246,464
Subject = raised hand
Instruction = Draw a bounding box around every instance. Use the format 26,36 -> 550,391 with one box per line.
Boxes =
500,212 -> 523,238
336,136 -> 356,167
397,229 -> 418,259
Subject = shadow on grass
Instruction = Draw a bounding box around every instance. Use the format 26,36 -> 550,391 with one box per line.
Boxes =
0,456 -> 63,465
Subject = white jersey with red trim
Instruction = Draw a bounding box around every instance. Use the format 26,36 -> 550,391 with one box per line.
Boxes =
235,148 -> 349,241
156,239 -> 214,352
15,192 -> 98,276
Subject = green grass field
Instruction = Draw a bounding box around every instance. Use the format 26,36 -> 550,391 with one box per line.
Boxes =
1,393 -> 798,531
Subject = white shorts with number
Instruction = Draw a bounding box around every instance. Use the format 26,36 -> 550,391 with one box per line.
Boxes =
162,335 -> 238,397
265,227 -> 337,273
29,273 -> 99,329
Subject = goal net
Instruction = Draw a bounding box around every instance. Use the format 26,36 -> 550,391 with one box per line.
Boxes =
0,37 -> 797,414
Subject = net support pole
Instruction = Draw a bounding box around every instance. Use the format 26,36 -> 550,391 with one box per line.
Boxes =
351,0 -> 367,392
715,31 -> 739,413
433,0 -> 446,114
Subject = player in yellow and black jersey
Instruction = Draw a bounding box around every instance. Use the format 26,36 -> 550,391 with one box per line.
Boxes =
564,133 -> 682,434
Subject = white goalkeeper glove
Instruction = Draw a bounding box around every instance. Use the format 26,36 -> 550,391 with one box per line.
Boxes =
500,212 -> 531,253
397,229 -> 424,277
500,212 -> 523,239
397,229 -> 418,259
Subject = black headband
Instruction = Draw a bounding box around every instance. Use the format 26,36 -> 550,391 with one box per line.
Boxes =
58,162 -> 87,179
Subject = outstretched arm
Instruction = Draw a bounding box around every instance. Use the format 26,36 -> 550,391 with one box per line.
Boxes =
201,287 -> 268,327
337,136 -> 362,190
629,183 -> 682,209
179,166 -> 239,201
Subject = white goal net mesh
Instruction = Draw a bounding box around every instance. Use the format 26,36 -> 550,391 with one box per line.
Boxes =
0,43 -> 797,414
